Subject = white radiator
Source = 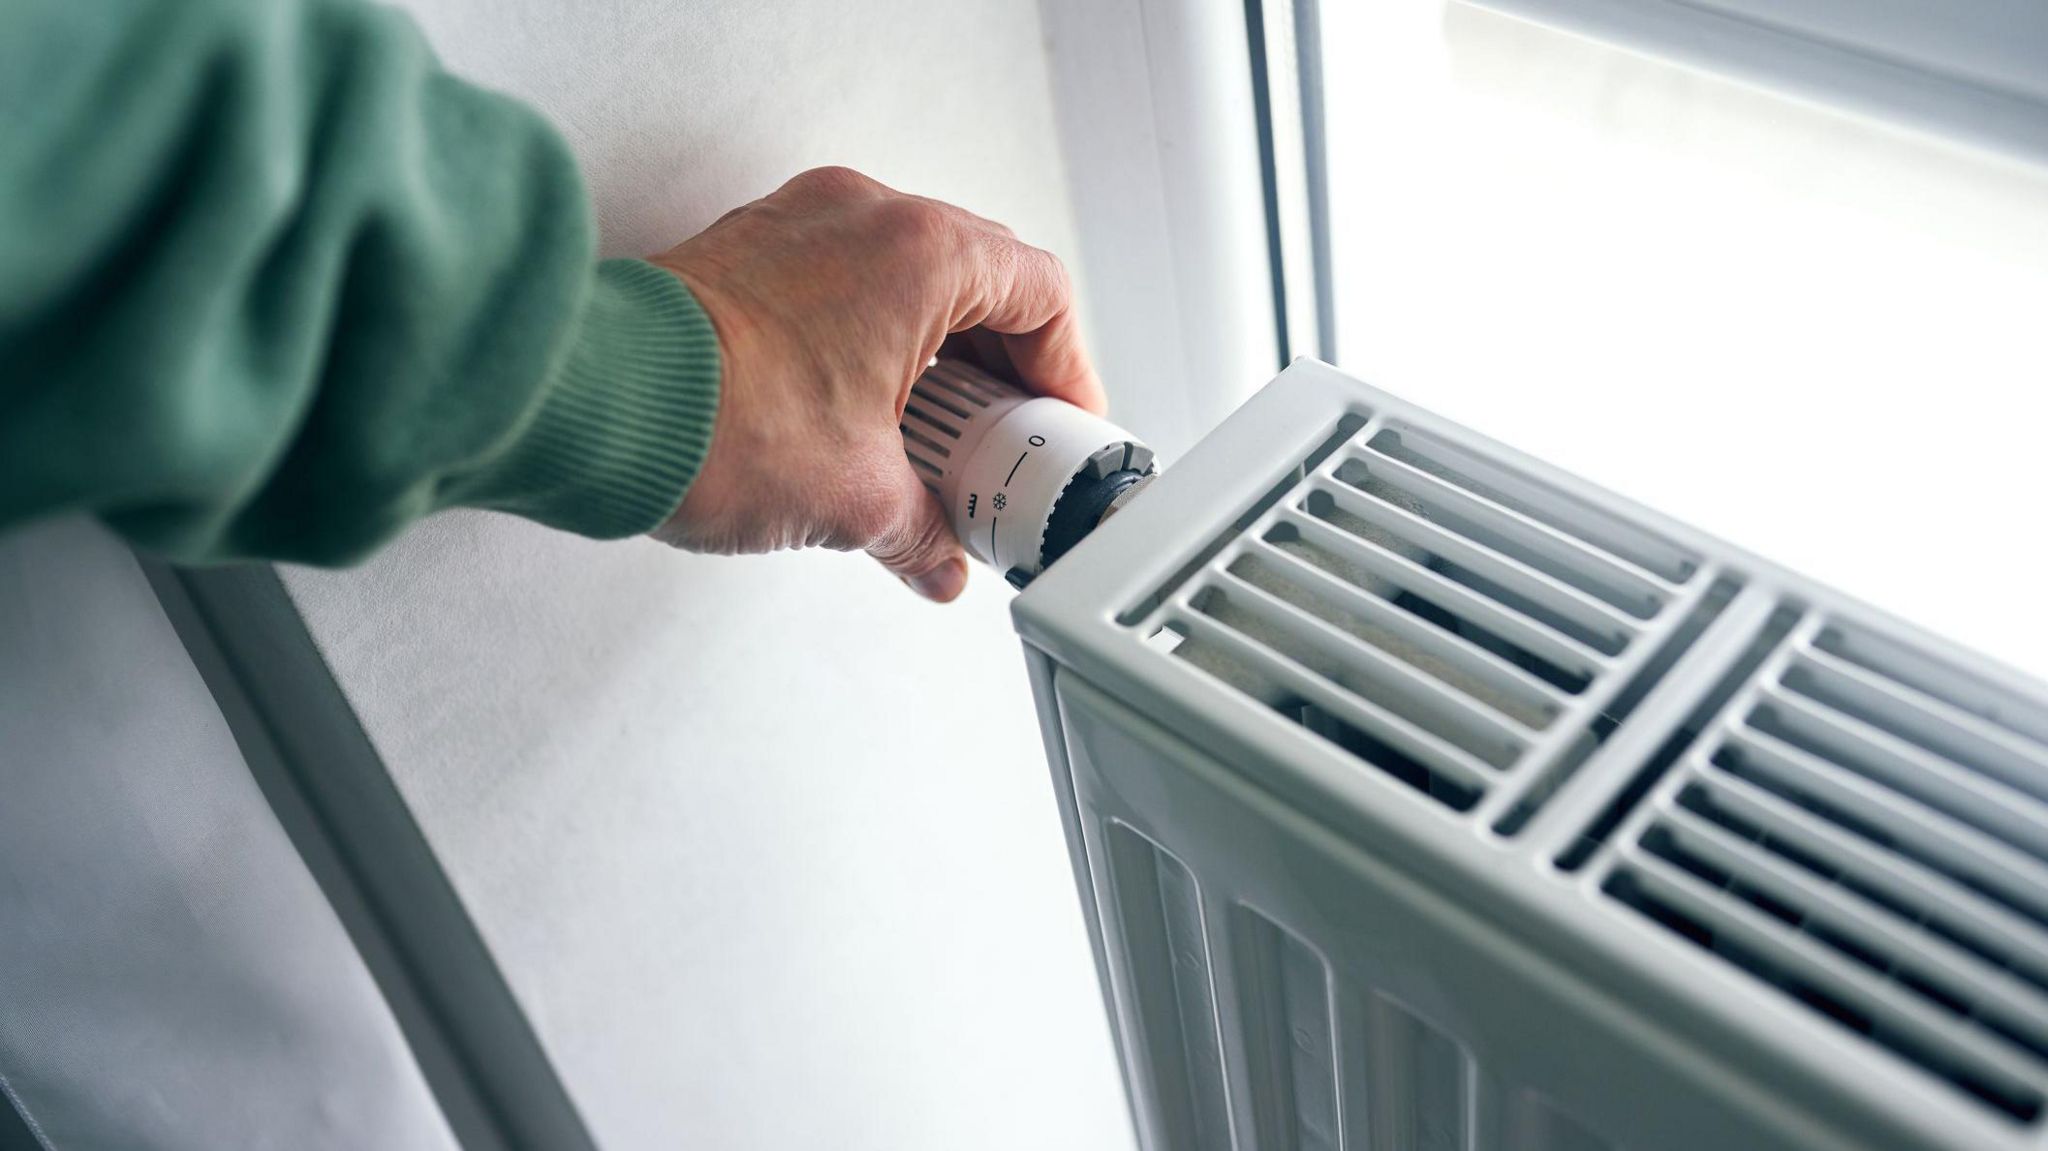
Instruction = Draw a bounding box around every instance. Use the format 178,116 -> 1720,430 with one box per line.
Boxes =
1014,359 -> 2048,1151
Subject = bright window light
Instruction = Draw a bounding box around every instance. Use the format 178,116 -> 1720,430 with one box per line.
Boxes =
1313,2 -> 2048,678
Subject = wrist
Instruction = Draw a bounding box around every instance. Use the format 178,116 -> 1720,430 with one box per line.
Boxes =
442,259 -> 721,538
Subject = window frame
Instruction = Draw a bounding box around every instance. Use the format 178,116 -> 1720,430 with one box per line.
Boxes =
1038,0 -> 1284,459
1457,0 -> 2048,161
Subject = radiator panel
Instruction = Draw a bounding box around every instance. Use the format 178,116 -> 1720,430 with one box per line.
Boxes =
1017,360 -> 2048,1150
1056,669 -> 1795,1150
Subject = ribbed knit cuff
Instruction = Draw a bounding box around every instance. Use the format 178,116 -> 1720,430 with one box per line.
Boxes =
448,258 -> 721,539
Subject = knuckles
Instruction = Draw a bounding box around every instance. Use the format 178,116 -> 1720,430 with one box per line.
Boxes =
1044,249 -> 1074,297
782,165 -> 877,201
868,198 -> 956,260
769,167 -> 962,280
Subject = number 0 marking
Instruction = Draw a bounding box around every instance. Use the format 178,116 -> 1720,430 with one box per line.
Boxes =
1028,434 -> 1046,447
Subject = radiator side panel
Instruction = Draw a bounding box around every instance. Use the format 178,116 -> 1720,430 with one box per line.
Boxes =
1049,666 -> 1933,1151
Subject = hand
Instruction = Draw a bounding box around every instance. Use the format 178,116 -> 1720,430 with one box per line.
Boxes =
646,166 -> 1105,602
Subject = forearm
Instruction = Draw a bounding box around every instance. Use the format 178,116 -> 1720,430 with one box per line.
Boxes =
0,0 -> 718,564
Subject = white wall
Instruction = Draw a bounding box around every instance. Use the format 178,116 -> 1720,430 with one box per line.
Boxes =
282,2 -> 1134,1147
0,522 -> 458,1151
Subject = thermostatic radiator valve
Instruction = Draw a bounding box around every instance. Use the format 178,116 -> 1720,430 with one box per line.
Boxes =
900,360 -> 1154,589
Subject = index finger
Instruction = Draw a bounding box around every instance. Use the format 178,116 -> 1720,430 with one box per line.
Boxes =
949,233 -> 1108,416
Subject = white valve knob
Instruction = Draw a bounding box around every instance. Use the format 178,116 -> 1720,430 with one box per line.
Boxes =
900,360 -> 1154,587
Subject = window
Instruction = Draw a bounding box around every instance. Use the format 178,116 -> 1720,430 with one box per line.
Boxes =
1261,0 -> 2048,677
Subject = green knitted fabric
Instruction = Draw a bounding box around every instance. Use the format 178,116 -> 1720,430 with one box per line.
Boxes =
0,0 -> 720,564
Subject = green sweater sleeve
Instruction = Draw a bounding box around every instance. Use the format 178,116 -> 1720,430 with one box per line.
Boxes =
0,0 -> 719,565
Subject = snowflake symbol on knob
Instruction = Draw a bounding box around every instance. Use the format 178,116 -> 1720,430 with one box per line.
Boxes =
991,492 -> 1008,511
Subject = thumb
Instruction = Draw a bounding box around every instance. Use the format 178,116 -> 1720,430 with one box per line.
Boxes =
866,457 -> 970,602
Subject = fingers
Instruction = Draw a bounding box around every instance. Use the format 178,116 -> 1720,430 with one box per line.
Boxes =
769,171 -> 1105,413
951,232 -> 1107,415
865,455 -> 969,602
938,328 -> 1014,380
913,194 -> 1017,240
1001,307 -> 1106,416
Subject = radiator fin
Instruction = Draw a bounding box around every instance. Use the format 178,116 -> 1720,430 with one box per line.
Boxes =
1606,616 -> 2048,1123
1500,575 -> 1744,838
1364,428 -> 1696,585
1349,992 -> 1472,1151
1329,457 -> 1665,622
1137,419 -> 1711,820
1555,601 -> 1802,871
1234,910 -> 1341,1151
1055,362 -> 2048,1147
1502,1091 -> 1612,1151
1106,823 -> 1234,1151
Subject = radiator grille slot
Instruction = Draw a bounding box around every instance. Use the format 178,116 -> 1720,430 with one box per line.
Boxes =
1555,602 -> 1803,871
1365,427 -> 1697,584
1330,457 -> 1663,621
1120,414 -> 1371,626
1221,548 -> 1563,731
1811,625 -> 2048,748
1673,781 -> 2048,1004
1300,486 -> 1630,657
1190,582 -> 1526,768
1604,616 -> 2048,1123
1165,611 -> 1486,812
1605,864 -> 2045,1121
1134,419 -> 1717,819
1261,520 -> 1596,696
1499,575 -> 1743,838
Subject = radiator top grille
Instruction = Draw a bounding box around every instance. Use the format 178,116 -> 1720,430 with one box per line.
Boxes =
1106,384 -> 2048,1130
1139,414 -> 1715,821
1604,614 -> 2048,1123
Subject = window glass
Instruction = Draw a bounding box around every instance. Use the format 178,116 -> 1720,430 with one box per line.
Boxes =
1313,2 -> 2048,676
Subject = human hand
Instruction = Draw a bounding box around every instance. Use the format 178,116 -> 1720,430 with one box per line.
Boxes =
646,166 -> 1104,602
